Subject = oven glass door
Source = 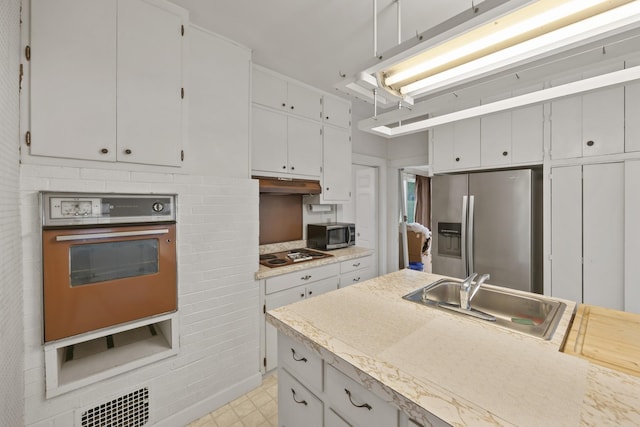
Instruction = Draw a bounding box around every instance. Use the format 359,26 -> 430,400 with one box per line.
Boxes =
42,224 -> 177,342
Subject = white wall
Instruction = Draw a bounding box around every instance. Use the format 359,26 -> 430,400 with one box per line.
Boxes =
0,1 -> 25,426
20,167 -> 260,426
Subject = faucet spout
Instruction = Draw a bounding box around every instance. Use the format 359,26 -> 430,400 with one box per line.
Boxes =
460,273 -> 489,310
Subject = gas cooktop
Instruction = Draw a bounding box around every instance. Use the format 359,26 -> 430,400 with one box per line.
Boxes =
259,248 -> 333,268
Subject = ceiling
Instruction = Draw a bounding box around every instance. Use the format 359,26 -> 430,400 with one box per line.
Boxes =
170,0 -> 477,116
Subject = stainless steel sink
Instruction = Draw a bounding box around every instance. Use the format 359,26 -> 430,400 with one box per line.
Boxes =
403,278 -> 566,340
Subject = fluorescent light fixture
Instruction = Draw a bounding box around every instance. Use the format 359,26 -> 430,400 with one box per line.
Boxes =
364,65 -> 640,137
382,0 -> 633,96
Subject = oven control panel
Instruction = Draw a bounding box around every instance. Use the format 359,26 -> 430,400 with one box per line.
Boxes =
42,192 -> 176,227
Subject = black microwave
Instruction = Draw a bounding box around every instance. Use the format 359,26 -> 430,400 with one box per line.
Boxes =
307,222 -> 356,250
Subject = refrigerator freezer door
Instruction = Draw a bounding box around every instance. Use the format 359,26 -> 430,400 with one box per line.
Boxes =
468,169 -> 540,292
432,174 -> 468,279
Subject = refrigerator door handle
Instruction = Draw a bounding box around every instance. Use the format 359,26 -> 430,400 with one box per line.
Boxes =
461,195 -> 468,277
468,195 -> 475,274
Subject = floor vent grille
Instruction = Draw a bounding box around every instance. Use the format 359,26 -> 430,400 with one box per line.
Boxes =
80,387 -> 149,427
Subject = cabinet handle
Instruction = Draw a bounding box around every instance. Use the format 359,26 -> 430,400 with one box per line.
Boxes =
502,151 -> 508,156
455,157 -> 460,162
352,262 -> 361,267
301,275 -> 312,280
124,149 -> 132,155
291,348 -> 308,363
353,277 -> 361,282
100,148 -> 109,154
291,388 -> 308,406
344,388 -> 372,410
586,140 -> 595,147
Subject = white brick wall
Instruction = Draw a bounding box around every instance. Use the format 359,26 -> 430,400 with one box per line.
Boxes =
20,165 -> 260,426
0,0 -> 25,426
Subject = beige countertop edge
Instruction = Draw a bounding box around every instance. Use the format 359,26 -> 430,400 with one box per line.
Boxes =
255,246 -> 374,280
266,270 -> 640,427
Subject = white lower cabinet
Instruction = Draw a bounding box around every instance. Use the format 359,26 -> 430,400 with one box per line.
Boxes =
326,409 -> 352,427
339,255 -> 374,288
278,368 -> 323,427
550,162 -> 626,310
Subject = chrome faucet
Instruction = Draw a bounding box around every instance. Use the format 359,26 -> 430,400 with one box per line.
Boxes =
460,273 -> 490,310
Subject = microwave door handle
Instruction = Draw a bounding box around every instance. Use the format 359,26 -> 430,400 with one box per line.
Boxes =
55,229 -> 169,242
349,227 -> 355,245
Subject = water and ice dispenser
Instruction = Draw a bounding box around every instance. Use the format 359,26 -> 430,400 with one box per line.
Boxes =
437,222 -> 462,258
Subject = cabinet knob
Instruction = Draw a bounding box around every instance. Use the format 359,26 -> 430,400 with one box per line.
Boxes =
290,105 -> 295,110
326,187 -> 330,191
291,166 -> 295,170
124,149 -> 132,155
586,140 -> 595,147
502,151 -> 508,156
455,157 -> 461,162
282,103 -> 286,107
282,165 -> 287,169
300,293 -> 305,298
100,148 -> 109,154
308,290 -> 313,295
325,116 -> 329,120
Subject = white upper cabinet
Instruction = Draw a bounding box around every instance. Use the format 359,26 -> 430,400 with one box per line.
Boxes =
252,106 -> 322,178
323,95 -> 351,129
431,117 -> 481,173
253,67 -> 322,121
626,56 -> 640,153
30,0 -> 117,162
550,62 -> 625,160
321,126 -> 352,203
30,0 -> 186,166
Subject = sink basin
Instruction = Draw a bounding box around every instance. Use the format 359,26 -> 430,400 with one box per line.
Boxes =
403,278 -> 566,340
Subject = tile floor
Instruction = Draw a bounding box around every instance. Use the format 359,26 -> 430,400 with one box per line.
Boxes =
186,373 -> 278,427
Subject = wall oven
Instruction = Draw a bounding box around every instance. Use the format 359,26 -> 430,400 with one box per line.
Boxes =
41,192 -> 177,342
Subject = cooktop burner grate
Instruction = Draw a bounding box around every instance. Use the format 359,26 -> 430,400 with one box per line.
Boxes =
259,248 -> 333,268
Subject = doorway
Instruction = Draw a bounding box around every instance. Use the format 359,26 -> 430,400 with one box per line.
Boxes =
400,171 -> 432,272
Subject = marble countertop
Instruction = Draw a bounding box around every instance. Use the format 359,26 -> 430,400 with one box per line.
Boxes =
255,244 -> 373,280
266,269 -> 640,426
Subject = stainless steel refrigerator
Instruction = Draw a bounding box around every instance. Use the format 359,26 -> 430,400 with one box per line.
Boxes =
431,168 -> 542,293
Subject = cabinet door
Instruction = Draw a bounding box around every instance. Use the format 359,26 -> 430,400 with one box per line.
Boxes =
186,26 -> 250,178
252,106 -> 288,174
582,63 -> 625,158
287,117 -> 322,177
431,125 -> 455,172
30,0 -> 117,161
278,369 -> 323,427
253,67 -> 287,111
511,104 -> 543,163
626,57 -> 640,153
327,409 -> 352,427
625,160 -> 640,313
550,94 -> 582,160
480,111 -> 511,167
453,118 -> 481,170
323,96 -> 351,128
305,277 -> 339,299
583,162 -> 624,310
322,126 -> 352,202
550,166 -> 582,303
287,82 -> 322,121
117,0 -> 184,166
265,285 -> 306,372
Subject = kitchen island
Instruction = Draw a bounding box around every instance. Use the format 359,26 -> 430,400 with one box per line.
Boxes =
266,269 -> 640,426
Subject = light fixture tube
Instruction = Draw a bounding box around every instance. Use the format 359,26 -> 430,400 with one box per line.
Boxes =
383,0 -> 632,92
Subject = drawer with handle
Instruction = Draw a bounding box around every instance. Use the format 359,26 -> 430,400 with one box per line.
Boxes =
339,256 -> 371,275
278,332 -> 323,393
278,368 -> 323,427
265,263 -> 339,294
325,364 -> 398,427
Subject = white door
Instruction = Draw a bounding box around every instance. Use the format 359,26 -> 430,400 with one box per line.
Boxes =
30,0 -> 117,161
117,0 -> 183,166
583,162 -> 624,310
550,165 -> 582,303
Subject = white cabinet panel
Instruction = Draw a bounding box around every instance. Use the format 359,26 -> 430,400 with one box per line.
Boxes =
626,57 -> 640,153
511,104 -> 544,164
185,26 -> 249,177
583,163 -> 624,310
116,0 -> 183,166
323,96 -> 351,128
625,160 -> 640,314
252,106 -> 288,174
278,333 -> 323,393
253,67 -> 287,111
322,126 -> 352,202
278,369 -> 323,427
30,0 -> 117,161
431,118 -> 480,172
480,111 -> 511,166
327,409 -> 352,427
550,166 -> 582,303
287,117 -> 322,176
288,82 -> 322,121
550,95 -> 582,160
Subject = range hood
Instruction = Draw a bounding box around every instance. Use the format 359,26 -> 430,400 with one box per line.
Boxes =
256,177 -> 321,195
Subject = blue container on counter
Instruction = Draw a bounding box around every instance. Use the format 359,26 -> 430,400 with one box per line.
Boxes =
408,262 -> 424,271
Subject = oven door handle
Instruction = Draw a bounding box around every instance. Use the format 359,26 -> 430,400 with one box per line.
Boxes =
55,229 -> 170,242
